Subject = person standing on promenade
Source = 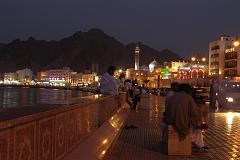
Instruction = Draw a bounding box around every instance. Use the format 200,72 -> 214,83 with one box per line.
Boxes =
124,79 -> 133,106
131,85 -> 141,110
210,79 -> 218,110
118,73 -> 126,92
99,66 -> 119,96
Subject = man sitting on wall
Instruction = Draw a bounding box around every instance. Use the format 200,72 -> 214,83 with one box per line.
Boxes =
164,83 -> 201,141
100,66 -> 119,96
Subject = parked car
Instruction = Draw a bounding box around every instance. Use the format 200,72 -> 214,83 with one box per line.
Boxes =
216,80 -> 240,110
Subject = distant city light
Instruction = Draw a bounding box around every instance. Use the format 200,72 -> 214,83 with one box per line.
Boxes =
234,41 -> 240,47
191,57 -> 196,61
102,139 -> 108,144
202,57 -> 206,62
95,76 -> 99,82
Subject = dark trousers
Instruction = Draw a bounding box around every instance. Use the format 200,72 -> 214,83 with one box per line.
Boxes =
132,95 -> 140,109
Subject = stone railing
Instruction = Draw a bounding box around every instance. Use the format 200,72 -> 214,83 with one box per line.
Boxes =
0,94 -> 127,160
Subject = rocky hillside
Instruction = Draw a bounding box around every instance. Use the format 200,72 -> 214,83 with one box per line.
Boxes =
0,28 -> 182,74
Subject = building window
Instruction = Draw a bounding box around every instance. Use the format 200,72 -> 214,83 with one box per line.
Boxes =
225,60 -> 237,68
211,45 -> 220,50
224,69 -> 237,77
225,52 -> 237,60
211,53 -> 219,58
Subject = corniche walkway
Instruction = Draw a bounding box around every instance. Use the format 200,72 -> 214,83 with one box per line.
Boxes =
105,94 -> 240,160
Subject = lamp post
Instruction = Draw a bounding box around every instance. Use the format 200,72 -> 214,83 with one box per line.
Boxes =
234,41 -> 240,47
155,70 -> 160,89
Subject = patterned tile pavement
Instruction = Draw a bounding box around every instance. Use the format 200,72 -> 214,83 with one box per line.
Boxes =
105,95 -> 240,160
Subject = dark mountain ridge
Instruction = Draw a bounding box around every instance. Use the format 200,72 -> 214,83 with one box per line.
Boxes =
0,28 -> 183,74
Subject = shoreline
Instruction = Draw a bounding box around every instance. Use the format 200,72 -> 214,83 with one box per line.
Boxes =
0,84 -> 99,93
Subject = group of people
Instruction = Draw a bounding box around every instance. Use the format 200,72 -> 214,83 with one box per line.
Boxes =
163,82 -> 208,153
124,79 -> 146,110
99,66 -> 208,152
99,65 -> 144,110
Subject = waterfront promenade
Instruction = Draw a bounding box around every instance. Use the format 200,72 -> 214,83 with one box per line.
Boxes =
105,95 -> 240,160
1,93 -> 240,160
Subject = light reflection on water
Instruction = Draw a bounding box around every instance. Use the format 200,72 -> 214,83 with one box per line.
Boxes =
0,87 -> 90,108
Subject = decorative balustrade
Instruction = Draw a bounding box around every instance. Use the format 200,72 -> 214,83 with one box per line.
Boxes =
0,94 -> 127,160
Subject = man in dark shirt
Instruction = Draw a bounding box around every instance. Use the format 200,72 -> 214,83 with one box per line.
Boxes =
164,84 -> 201,141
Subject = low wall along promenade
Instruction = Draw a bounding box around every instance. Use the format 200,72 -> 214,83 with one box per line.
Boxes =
0,94 -> 128,160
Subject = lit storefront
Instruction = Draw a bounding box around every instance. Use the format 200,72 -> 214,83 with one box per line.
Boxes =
4,72 -> 18,85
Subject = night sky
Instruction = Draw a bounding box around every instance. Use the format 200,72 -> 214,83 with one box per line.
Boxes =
0,0 -> 239,58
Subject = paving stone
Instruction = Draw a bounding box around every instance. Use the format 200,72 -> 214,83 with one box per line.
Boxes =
105,95 -> 240,160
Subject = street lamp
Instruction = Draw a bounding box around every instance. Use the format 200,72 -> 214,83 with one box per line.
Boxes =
155,69 -> 161,89
234,41 -> 240,47
218,71 -> 222,95
191,57 -> 196,62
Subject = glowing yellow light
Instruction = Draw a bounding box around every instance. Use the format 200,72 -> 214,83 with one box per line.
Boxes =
101,150 -> 106,155
234,41 -> 240,47
232,154 -> 237,158
227,112 -> 233,125
102,139 -> 108,144
94,76 -> 99,82
202,57 -> 206,62
219,71 -> 222,75
191,57 -> 196,61
226,97 -> 234,103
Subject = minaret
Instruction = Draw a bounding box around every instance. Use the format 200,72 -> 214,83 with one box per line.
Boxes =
134,44 -> 140,70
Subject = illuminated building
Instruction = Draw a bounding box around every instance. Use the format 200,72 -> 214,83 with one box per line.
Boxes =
65,72 -> 78,87
16,68 -> 33,83
209,34 -> 235,77
81,73 -> 97,85
126,68 -> 134,80
47,67 -> 72,86
0,74 -> 3,84
149,59 -> 160,72
36,71 -> 49,86
134,44 -> 140,70
225,41 -> 240,78
4,72 -> 18,84
171,61 -> 188,72
37,71 -> 48,81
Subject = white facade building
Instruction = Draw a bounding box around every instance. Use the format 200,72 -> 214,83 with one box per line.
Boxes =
209,35 -> 235,77
149,60 -> 160,72
16,68 -> 33,82
4,72 -> 18,84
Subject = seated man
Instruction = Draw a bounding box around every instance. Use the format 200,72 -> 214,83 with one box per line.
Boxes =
164,83 -> 201,141
164,83 -> 208,152
99,66 -> 119,96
